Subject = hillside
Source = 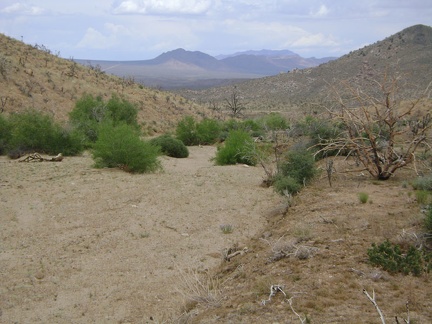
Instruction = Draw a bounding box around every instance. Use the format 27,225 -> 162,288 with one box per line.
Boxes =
76,48 -> 335,90
0,34 -> 212,134
179,24 -> 432,116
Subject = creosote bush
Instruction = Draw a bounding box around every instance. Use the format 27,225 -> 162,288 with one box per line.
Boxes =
0,114 -> 11,155
367,240 -> 430,276
412,175 -> 432,191
214,130 -> 256,166
92,122 -> 160,173
69,94 -> 139,144
257,112 -> 289,131
176,116 -> 222,146
273,146 -> 317,196
273,176 -> 301,196
150,134 -> 189,158
6,110 -> 83,156
176,116 -> 198,146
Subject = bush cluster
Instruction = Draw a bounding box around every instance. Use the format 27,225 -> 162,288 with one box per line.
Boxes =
150,134 -> 189,158
257,112 -> 289,131
175,116 -> 222,146
1,110 -> 84,157
411,175 -> 432,191
214,130 -> 256,166
69,94 -> 139,144
175,113 -> 290,146
92,122 -> 160,173
367,240 -> 430,276
274,146 -> 317,196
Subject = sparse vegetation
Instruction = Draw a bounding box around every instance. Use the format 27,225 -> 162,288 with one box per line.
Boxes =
219,224 -> 234,234
358,192 -> 369,204
412,174 -> 432,191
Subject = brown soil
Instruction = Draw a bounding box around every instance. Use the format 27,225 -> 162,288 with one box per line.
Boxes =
1,147 -> 432,323
0,146 -> 282,323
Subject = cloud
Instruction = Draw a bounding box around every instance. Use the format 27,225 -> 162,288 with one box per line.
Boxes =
112,0 -> 213,15
77,28 -> 111,49
311,4 -> 329,17
77,23 -> 132,50
1,2 -> 44,15
290,33 -> 338,48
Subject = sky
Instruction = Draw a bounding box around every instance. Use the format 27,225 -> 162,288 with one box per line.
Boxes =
0,1 -> 431,61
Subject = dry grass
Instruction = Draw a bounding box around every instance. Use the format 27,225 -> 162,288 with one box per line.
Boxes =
186,157 -> 432,323
176,267 -> 222,310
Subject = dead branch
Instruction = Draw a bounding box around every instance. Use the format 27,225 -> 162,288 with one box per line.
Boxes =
395,301 -> 410,324
320,71 -> 432,180
19,153 -> 63,162
287,297 -> 308,324
363,288 -> 386,324
261,284 -> 286,305
222,246 -> 248,262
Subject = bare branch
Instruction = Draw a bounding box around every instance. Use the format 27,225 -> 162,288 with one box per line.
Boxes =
363,288 -> 386,324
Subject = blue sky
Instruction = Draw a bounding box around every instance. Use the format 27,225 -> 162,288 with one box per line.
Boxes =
0,1 -> 431,61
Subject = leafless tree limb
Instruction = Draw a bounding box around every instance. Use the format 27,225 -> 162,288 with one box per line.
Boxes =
318,72 -> 432,180
363,288 -> 386,324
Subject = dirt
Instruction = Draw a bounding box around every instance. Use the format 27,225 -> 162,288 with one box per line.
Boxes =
2,147 -> 432,324
0,146 -> 283,323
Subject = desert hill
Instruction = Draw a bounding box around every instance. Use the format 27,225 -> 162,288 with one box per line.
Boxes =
0,34 -> 212,134
179,24 -> 432,116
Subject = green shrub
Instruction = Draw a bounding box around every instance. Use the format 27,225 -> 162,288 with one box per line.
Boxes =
358,192 -> 369,204
278,147 -> 317,185
425,207 -> 432,232
92,122 -> 160,173
196,118 -> 222,144
69,94 -> 138,144
241,119 -> 264,137
258,112 -> 289,131
412,175 -> 432,191
214,130 -> 256,166
7,110 -> 83,156
105,95 -> 139,128
415,190 -> 430,205
176,116 -> 199,146
176,117 -> 222,146
0,114 -> 11,155
273,176 -> 302,195
150,134 -> 189,158
367,240 -> 427,276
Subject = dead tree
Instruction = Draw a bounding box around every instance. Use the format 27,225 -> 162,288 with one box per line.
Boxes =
224,86 -> 247,118
318,72 -> 432,180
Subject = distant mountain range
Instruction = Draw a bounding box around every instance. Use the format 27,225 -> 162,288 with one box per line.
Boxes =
76,49 -> 336,89
179,24 -> 432,113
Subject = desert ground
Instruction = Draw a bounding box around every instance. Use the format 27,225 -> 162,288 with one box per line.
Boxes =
2,146 -> 432,323
0,146 -> 283,323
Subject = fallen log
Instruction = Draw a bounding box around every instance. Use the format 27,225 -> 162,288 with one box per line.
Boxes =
19,153 -> 63,162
